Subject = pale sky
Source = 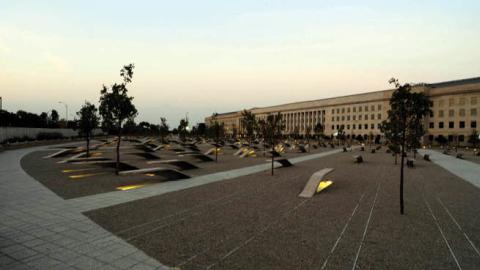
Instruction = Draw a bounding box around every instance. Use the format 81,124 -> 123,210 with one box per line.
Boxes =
1,0 -> 479,126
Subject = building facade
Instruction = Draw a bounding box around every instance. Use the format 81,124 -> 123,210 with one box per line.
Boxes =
205,77 -> 480,145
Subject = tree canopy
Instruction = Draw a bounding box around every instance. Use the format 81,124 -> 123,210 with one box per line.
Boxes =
381,78 -> 432,214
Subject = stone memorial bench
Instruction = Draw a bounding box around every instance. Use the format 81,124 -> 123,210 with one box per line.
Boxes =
406,158 -> 415,168
353,155 -> 363,163
299,168 -> 334,198
147,159 -> 198,170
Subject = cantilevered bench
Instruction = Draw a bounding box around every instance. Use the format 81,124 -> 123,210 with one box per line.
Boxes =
407,158 -> 415,168
266,158 -> 293,168
119,167 -> 190,180
184,153 -> 214,162
353,155 -> 363,163
43,148 -> 75,159
269,150 -> 281,158
298,145 -> 307,153
147,159 -> 198,170
132,152 -> 161,160
240,149 -> 256,158
299,168 -> 334,198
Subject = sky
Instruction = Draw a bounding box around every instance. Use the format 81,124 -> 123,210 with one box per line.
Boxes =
1,0 -> 479,127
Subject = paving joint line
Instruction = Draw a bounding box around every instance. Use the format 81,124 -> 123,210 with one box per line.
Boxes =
423,195 -> 462,270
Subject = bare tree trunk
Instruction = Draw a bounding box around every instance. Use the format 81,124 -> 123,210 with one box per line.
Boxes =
86,134 -> 90,157
400,134 -> 405,215
271,142 -> 274,176
215,136 -> 218,163
116,128 -> 121,175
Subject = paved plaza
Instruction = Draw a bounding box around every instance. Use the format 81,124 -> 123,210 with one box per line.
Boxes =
1,141 -> 479,269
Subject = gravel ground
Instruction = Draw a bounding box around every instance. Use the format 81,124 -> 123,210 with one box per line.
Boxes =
20,140 -> 329,199
85,148 -> 480,270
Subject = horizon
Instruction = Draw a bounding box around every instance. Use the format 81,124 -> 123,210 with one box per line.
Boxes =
1,0 -> 480,127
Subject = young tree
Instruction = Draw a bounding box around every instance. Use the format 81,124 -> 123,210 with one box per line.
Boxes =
77,102 -> 99,157
265,113 -> 285,175
257,119 -> 268,156
314,122 -> 324,144
99,64 -> 138,175
49,110 -> 59,128
209,113 -> 224,162
468,129 -> 480,148
382,78 -> 432,215
435,135 -> 448,147
305,126 -> 312,152
159,117 -> 169,143
178,118 -> 189,142
381,120 -> 402,164
337,126 -> 346,145
241,110 -> 257,147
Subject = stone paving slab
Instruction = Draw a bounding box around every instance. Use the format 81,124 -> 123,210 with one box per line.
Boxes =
0,145 -> 170,270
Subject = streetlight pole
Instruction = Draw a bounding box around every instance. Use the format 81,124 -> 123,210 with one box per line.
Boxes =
58,101 -> 68,123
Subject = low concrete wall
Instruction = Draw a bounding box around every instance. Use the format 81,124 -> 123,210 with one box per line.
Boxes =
0,127 -> 102,143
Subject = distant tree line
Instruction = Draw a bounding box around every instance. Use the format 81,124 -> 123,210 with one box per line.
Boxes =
0,109 -> 77,129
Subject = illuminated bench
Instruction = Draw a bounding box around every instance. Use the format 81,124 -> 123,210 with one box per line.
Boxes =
353,155 -> 363,163
299,168 -> 334,198
147,159 -> 198,170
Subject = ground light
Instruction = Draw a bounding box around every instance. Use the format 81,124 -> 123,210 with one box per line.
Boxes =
62,168 -> 96,173
116,184 -> 146,191
316,180 -> 333,193
69,172 -> 106,179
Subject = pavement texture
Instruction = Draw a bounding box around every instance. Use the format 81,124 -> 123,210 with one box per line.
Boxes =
85,149 -> 480,270
0,144 -> 170,270
1,141 -> 344,269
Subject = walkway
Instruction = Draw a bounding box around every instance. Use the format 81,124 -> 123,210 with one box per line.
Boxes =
419,149 -> 480,189
0,146 -> 169,270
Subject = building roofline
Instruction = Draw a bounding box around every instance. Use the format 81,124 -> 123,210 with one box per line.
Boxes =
206,76 -> 480,118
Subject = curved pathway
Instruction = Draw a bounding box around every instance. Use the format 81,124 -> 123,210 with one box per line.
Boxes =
0,144 -> 169,270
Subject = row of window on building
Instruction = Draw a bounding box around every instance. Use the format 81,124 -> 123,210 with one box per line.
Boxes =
431,108 -> 477,117
433,96 -> 478,107
429,121 -> 477,129
331,104 -> 382,114
332,123 -> 382,131
331,113 -> 382,122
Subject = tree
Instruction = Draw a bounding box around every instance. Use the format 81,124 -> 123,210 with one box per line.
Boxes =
265,113 -> 285,175
305,126 -> 312,152
99,64 -> 138,175
77,102 -> 99,157
435,135 -> 448,146
337,126 -> 346,145
178,117 -> 189,142
209,113 -> 224,162
314,122 -> 324,144
468,129 -> 480,148
257,119 -> 268,156
50,110 -> 59,127
381,78 -> 432,215
292,126 -> 300,140
241,110 -> 257,147
159,117 -> 169,143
